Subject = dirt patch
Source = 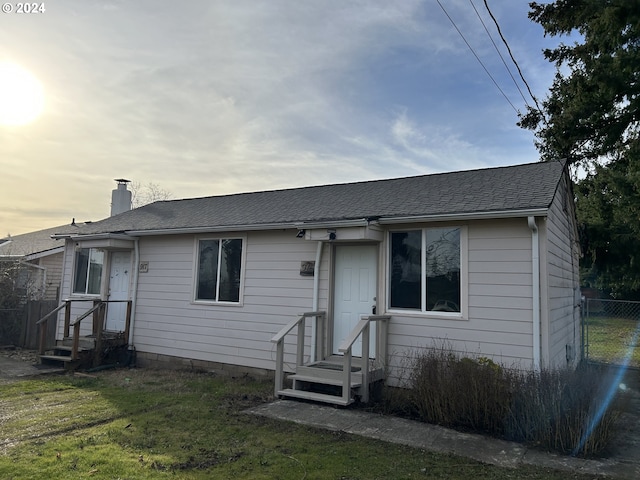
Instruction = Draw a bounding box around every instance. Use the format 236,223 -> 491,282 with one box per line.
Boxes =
0,346 -> 39,365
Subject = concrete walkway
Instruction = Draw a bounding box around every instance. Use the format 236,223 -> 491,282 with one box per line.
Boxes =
247,399 -> 640,479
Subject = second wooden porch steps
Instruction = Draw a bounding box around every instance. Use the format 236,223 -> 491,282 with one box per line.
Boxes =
39,337 -> 95,368
276,357 -> 384,406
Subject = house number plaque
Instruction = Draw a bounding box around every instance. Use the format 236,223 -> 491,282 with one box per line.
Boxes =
300,261 -> 315,276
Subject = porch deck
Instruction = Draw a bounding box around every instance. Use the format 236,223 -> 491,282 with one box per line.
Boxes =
271,311 -> 390,406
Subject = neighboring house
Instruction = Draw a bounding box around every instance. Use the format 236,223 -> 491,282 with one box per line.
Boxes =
0,225 -> 69,301
51,161 -> 581,403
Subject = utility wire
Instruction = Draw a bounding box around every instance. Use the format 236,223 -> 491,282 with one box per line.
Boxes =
435,0 -> 519,114
469,0 -> 530,108
482,0 -> 547,122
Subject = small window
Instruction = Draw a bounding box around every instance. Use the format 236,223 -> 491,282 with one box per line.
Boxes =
196,238 -> 243,302
389,227 -> 461,313
73,248 -> 104,295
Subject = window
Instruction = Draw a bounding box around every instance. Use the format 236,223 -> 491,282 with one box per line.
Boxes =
390,227 -> 461,313
196,238 -> 243,302
73,248 -> 104,295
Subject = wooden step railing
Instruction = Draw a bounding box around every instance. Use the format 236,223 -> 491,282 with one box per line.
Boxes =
36,302 -> 68,355
338,315 -> 390,403
271,311 -> 326,397
271,311 -> 391,404
36,299 -> 132,363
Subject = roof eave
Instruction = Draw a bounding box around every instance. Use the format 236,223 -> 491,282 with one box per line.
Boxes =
53,208 -> 550,239
377,208 -> 549,225
23,246 -> 65,261
52,233 -> 137,241
294,218 -> 371,229
124,222 -> 297,237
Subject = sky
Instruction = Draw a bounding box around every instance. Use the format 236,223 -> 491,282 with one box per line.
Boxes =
0,0 -> 565,236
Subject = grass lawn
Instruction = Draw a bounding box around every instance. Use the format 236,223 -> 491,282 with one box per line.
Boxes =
0,368 -> 603,479
586,316 -> 640,367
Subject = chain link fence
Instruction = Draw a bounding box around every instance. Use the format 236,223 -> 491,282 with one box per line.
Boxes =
583,298 -> 640,368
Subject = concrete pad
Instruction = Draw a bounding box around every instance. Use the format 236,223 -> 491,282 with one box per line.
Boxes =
0,354 -> 63,380
248,401 -> 525,469
343,414 -> 446,452
522,449 -> 615,477
248,400 -> 368,432
425,425 -> 526,469
245,398 -> 640,479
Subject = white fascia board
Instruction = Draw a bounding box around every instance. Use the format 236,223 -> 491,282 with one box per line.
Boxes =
23,246 -> 65,261
294,219 -> 370,229
127,219 -> 373,237
70,233 -> 136,241
377,208 -> 549,225
125,222 -> 296,236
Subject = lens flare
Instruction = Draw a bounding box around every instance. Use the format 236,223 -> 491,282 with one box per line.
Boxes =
572,324 -> 639,456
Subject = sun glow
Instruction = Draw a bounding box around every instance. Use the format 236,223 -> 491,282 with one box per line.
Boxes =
0,61 -> 44,126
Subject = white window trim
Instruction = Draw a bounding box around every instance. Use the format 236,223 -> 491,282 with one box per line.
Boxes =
71,247 -> 104,298
192,235 -> 246,305
386,226 -> 468,319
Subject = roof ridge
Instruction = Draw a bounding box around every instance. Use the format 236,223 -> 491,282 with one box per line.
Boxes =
57,160 -> 566,236
156,160 -> 556,204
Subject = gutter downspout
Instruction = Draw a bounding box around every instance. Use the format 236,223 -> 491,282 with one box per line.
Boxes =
528,216 -> 541,371
311,241 -> 324,362
128,238 -> 140,348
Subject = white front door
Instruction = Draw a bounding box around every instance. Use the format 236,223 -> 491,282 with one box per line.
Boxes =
106,251 -> 131,331
333,245 -> 377,357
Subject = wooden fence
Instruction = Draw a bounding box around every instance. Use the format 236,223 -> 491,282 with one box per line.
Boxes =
0,300 -> 57,349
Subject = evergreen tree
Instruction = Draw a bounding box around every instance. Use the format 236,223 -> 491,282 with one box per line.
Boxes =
520,0 -> 640,167
522,1 -> 640,298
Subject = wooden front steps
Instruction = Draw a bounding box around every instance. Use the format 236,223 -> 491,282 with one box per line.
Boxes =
40,340 -> 94,369
277,357 -> 384,406
37,299 -> 133,371
39,333 -> 128,370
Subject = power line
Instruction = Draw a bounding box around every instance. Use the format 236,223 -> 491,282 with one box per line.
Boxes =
469,0 -> 530,108
435,0 -> 519,114
482,0 -> 547,122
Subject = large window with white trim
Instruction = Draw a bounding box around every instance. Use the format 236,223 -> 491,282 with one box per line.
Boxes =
195,238 -> 243,303
389,227 -> 461,313
73,248 -> 104,295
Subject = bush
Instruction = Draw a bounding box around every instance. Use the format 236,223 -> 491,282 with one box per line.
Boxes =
504,364 -> 623,456
384,344 -> 625,457
409,346 -> 510,434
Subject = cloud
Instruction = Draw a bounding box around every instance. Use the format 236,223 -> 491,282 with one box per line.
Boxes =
0,0 -> 559,234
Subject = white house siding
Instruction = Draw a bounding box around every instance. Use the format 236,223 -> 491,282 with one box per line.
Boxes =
132,231 -> 329,372
544,174 -> 580,368
38,252 -> 63,301
385,219 -> 535,382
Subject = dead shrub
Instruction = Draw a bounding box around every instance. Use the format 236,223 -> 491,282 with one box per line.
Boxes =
391,344 -> 625,457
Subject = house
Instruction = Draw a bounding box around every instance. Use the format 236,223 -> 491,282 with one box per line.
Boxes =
48,160 -> 581,405
0,225 -> 68,301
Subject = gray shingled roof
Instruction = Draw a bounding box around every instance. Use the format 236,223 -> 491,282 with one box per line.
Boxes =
55,161 -> 566,236
0,225 -> 67,257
